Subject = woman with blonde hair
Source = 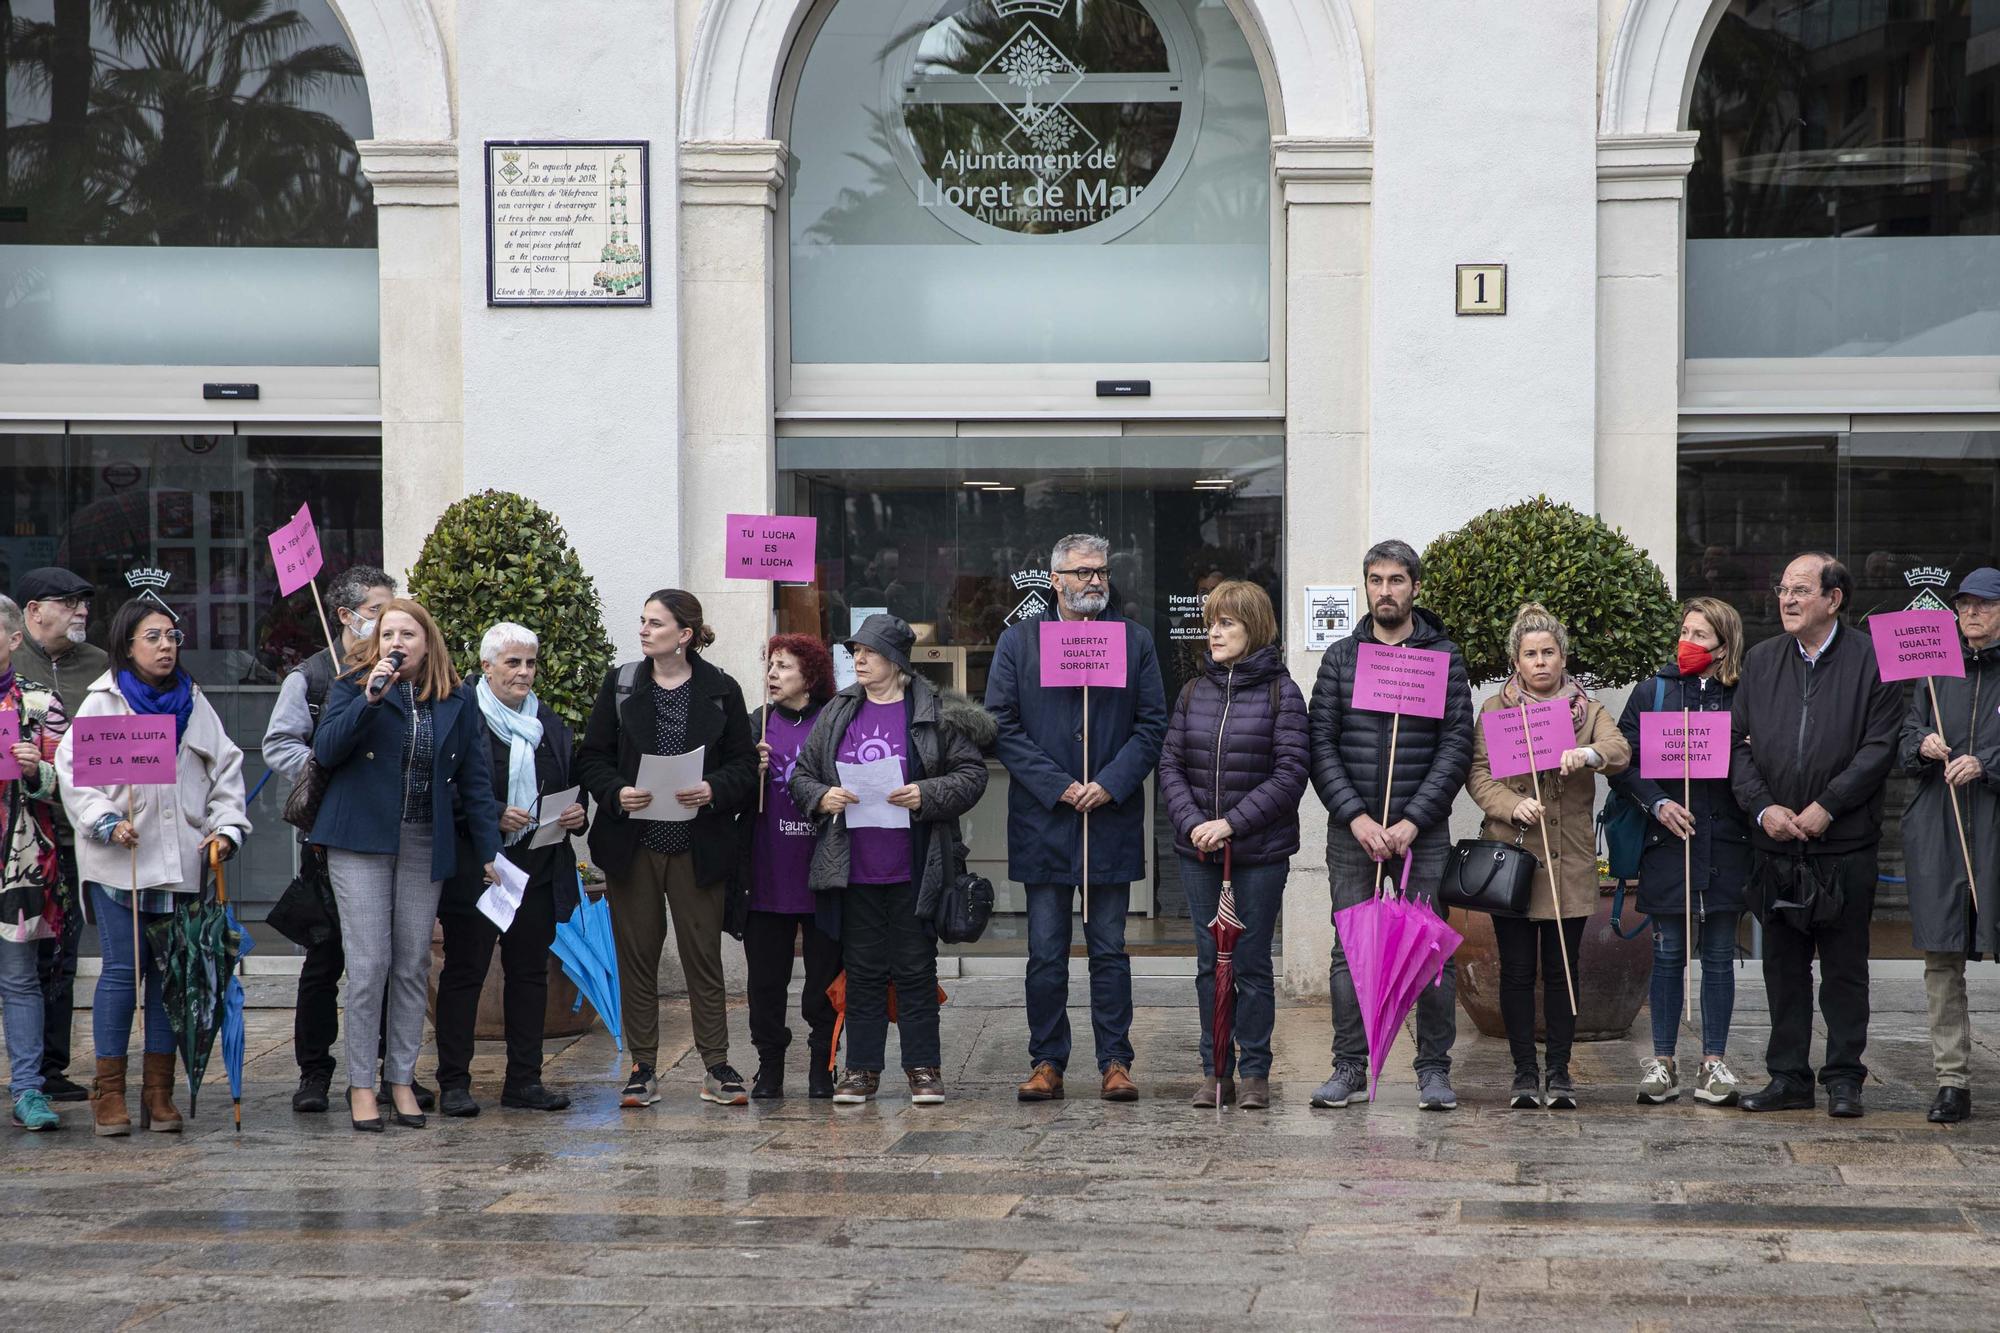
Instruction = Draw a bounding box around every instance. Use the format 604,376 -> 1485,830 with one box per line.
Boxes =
310,598 -> 502,1131
1468,603 -> 1631,1109
1609,596 -> 1751,1107
1158,580 -> 1307,1110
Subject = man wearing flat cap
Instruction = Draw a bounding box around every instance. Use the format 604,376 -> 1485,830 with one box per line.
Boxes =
14,566 -> 109,1104
1897,567 -> 2000,1123
984,533 -> 1167,1103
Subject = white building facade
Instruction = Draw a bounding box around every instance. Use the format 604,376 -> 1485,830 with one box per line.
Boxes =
6,0 -> 1994,987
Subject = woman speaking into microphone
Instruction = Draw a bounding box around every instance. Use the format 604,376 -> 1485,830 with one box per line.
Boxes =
310,599 -> 501,1132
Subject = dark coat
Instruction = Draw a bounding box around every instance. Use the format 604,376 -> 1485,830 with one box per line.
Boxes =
1730,623 -> 1903,855
1306,608 -> 1474,843
1609,666 -> 1751,918
310,678 -> 503,884
983,608 -> 1168,885
574,653 -> 758,888
788,677 -> 991,917
1157,645 -> 1309,866
1896,640 -> 2000,955
442,701 -> 587,921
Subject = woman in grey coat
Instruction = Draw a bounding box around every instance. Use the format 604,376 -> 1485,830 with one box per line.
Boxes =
789,614 -> 990,1106
1896,568 -> 2000,1123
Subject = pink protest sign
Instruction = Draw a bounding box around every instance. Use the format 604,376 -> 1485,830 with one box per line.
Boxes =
267,503 -> 324,596
1869,609 -> 1965,683
69,715 -> 177,788
1039,621 -> 1128,688
1480,698 -> 1577,779
1639,711 -> 1731,780
1351,643 -> 1451,719
0,712 -> 19,782
725,514 -> 818,582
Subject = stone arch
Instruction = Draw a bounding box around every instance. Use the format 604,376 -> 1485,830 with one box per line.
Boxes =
328,0 -> 455,142
681,0 -> 1369,143
1600,0 -> 1728,136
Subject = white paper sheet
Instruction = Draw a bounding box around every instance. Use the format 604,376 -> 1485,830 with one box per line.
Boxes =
529,784 -> 581,848
836,755 -> 910,830
632,747 -> 706,822
477,853 -> 530,932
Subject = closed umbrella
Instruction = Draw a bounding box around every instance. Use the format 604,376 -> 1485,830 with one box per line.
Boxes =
144,842 -> 246,1124
1331,853 -> 1464,1101
552,877 -> 623,1049
1203,845 -> 1244,1115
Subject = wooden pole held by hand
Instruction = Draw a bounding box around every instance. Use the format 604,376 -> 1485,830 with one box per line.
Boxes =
306,580 -> 341,673
1378,711 -> 1401,895
1928,677 -> 1981,915
1520,702 -> 1578,1016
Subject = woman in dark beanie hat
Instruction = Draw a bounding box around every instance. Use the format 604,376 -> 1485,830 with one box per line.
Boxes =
789,614 -> 991,1105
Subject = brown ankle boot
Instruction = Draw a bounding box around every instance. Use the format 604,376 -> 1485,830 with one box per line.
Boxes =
141,1053 -> 183,1133
93,1057 -> 131,1137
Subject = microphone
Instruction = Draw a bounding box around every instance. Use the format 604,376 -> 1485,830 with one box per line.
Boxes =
368,649 -> 406,702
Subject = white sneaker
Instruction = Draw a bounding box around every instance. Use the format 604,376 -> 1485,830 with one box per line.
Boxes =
1636,1056 -> 1678,1104
1693,1056 -> 1741,1106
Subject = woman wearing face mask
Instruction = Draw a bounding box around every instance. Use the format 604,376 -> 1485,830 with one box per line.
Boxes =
1468,603 -> 1631,1110
739,634 -> 841,1100
1157,581 -> 1307,1110
432,622 -> 589,1117
56,601 -> 250,1136
308,599 -> 502,1132
1610,598 -> 1750,1108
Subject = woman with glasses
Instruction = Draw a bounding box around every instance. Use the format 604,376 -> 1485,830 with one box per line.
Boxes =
56,601 -> 249,1136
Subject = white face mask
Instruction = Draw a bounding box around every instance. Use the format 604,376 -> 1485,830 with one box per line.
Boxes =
345,614 -> 377,641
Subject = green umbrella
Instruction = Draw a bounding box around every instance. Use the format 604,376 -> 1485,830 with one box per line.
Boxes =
144,845 -> 244,1123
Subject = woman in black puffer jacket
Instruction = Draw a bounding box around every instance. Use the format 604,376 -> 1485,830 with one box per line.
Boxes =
1158,581 -> 1308,1111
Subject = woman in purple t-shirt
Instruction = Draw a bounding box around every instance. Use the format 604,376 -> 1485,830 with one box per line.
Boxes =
743,634 -> 840,1100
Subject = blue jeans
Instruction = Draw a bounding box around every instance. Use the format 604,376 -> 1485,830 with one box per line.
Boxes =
1649,910 -> 1740,1059
1180,856 -> 1284,1079
1024,881 -> 1133,1074
90,885 -> 173,1060
0,937 -> 45,1096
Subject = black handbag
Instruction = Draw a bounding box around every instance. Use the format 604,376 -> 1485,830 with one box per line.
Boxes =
282,758 -> 330,833
934,871 -> 995,944
266,844 -> 340,948
1440,835 -> 1538,916
1747,848 -> 1844,932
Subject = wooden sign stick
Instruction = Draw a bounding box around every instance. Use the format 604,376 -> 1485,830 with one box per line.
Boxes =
1683,705 -> 1693,1024
1520,702 -> 1578,1016
1927,677 -> 1981,915
1378,711 -> 1400,896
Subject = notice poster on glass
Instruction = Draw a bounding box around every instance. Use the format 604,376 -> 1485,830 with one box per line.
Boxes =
485,140 -> 650,306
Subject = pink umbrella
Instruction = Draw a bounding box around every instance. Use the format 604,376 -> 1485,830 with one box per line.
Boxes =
1332,854 -> 1465,1101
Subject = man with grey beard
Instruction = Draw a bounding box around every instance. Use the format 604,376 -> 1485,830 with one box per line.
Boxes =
986,533 -> 1168,1103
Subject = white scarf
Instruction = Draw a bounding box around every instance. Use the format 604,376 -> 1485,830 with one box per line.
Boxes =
475,678 -> 543,843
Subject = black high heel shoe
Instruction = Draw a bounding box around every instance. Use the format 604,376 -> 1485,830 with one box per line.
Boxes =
346,1088 -> 384,1133
386,1085 -> 427,1128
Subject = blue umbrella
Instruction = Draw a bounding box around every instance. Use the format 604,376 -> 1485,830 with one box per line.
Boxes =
221,905 -> 255,1132
552,876 -> 622,1050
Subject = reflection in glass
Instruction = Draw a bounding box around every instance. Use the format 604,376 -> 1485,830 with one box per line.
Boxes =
0,433 -> 384,910
1,0 -> 378,363
1687,0 -> 2000,357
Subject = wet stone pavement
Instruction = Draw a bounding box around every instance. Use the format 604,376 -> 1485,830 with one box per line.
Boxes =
8,969 -> 2000,1330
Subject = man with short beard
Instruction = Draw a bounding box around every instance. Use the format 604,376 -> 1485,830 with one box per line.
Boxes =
14,567 -> 109,1104
986,533 -> 1167,1103
1306,540 -> 1473,1111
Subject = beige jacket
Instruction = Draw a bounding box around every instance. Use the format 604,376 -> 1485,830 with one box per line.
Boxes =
55,673 -> 249,894
1468,692 -> 1630,920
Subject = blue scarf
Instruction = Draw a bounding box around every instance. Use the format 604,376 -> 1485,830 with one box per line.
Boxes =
116,668 -> 195,743
475,678 -> 544,843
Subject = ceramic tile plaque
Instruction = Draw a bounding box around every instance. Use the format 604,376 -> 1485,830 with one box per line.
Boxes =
485,140 -> 650,306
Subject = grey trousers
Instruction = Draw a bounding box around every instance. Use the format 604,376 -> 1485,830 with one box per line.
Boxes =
327,824 -> 441,1089
1924,951 -> 1972,1089
1327,830 -> 1457,1077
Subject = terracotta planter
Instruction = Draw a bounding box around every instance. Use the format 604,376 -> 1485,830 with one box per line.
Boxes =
426,920 -> 594,1041
1452,885 -> 1652,1042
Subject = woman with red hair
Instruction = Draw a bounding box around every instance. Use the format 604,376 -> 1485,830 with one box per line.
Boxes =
741,634 -> 841,1098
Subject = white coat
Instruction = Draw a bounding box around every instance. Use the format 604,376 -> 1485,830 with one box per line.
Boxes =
55,673 -> 250,893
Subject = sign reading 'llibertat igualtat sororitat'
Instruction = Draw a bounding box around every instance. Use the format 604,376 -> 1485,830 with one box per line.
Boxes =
485,141 -> 649,306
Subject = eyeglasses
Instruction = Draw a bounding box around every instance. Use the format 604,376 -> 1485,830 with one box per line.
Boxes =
54,596 -> 87,610
1771,584 -> 1823,601
137,628 -> 185,646
1055,567 -> 1109,583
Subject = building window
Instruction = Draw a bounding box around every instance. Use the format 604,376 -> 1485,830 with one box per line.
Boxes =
1687,0 -> 2000,359
0,0 -> 378,365
0,433 -> 384,909
785,0 -> 1272,364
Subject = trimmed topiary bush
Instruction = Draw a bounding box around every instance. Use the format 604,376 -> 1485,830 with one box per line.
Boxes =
1418,495 -> 1677,688
408,490 -> 614,727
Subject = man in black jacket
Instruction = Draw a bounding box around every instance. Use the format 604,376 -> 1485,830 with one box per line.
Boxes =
1731,552 -> 1903,1117
1307,540 -> 1474,1111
